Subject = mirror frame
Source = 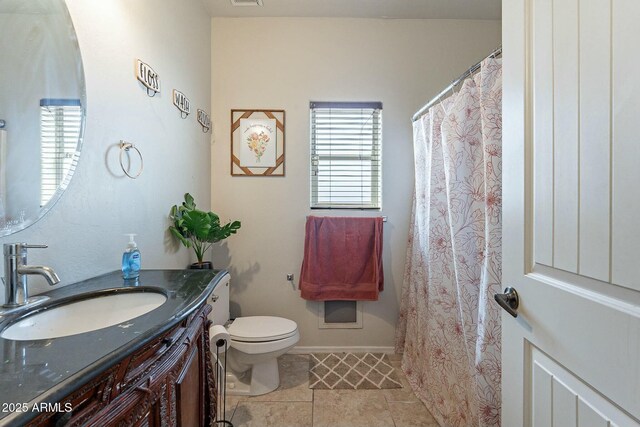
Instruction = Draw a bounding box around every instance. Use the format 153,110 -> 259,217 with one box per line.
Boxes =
0,2 -> 87,237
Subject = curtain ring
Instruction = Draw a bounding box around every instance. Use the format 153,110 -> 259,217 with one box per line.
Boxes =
146,87 -> 157,97
180,111 -> 189,119
119,140 -> 144,179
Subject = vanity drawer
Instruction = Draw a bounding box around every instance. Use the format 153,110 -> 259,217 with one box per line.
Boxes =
119,324 -> 186,392
84,375 -> 169,427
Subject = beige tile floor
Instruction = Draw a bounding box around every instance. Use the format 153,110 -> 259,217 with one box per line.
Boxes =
221,354 -> 439,427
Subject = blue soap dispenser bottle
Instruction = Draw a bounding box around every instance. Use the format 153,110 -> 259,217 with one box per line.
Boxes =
122,234 -> 141,280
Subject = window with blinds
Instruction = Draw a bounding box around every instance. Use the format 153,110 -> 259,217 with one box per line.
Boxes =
40,99 -> 82,206
310,101 -> 382,209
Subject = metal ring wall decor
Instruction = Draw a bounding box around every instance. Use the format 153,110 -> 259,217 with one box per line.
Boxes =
119,140 -> 144,179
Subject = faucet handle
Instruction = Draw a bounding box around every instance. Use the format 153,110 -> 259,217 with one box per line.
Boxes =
3,243 -> 48,256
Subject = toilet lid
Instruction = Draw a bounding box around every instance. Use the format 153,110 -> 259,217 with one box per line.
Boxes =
228,316 -> 298,342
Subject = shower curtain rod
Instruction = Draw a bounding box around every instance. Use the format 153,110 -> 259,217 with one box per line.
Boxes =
412,45 -> 502,122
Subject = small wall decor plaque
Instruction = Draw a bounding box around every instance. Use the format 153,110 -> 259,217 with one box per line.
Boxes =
231,109 -> 285,176
197,109 -> 211,133
135,60 -> 160,96
172,90 -> 191,118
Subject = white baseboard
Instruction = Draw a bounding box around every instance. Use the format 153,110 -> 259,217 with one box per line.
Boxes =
289,346 -> 395,354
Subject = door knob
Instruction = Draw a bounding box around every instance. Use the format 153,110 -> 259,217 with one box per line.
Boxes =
494,287 -> 519,318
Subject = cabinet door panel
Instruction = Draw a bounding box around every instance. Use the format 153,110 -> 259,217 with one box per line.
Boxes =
86,383 -> 165,427
176,345 -> 203,427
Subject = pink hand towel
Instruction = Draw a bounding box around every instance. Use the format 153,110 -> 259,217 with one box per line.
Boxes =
300,216 -> 383,301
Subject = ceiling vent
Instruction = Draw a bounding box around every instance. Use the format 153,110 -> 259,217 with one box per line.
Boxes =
230,0 -> 263,6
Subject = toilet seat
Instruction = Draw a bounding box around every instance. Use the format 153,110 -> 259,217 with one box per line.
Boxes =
229,330 -> 300,355
228,316 -> 298,342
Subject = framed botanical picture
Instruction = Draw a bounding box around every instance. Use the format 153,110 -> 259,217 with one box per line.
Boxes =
231,109 -> 285,176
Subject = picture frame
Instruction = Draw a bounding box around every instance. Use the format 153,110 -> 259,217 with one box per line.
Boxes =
231,109 -> 285,176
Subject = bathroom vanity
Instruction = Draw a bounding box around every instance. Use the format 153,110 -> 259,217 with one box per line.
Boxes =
0,269 -> 225,427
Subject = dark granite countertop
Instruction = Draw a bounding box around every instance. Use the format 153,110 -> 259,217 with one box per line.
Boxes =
0,269 -> 226,426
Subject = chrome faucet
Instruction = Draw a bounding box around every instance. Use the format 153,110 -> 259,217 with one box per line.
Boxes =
2,243 -> 60,308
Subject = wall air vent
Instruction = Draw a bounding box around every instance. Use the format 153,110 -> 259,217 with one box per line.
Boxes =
230,0 -> 263,6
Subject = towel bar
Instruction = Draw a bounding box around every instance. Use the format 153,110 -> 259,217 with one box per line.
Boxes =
305,215 -> 387,222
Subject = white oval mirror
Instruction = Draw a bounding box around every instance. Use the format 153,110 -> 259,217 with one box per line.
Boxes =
0,0 -> 86,236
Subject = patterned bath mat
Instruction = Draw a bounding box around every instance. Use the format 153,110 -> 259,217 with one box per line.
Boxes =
309,352 -> 402,389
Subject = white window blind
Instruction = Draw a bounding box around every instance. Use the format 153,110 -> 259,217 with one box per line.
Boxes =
310,101 -> 382,209
40,99 -> 82,206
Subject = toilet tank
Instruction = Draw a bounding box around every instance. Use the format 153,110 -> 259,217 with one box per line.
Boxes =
208,272 -> 230,326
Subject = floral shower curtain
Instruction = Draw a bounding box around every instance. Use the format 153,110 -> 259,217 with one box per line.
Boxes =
396,58 -> 503,427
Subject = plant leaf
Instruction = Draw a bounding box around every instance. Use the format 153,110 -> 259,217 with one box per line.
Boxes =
182,210 -> 212,241
207,211 -> 220,226
169,226 -> 191,248
183,193 -> 196,210
208,219 -> 241,243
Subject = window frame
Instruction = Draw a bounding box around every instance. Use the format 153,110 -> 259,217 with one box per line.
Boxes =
309,101 -> 383,210
39,98 -> 82,207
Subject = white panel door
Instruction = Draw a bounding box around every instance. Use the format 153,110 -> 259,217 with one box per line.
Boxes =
502,0 -> 640,426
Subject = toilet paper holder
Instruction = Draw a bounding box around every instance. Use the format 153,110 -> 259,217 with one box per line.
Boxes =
210,323 -> 233,426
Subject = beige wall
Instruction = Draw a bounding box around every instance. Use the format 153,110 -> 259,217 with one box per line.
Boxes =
0,0 -> 212,302
211,17 -> 501,348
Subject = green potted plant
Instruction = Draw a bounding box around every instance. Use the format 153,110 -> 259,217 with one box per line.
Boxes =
169,193 -> 241,269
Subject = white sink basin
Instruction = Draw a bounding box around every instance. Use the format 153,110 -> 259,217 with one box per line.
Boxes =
1,291 -> 167,341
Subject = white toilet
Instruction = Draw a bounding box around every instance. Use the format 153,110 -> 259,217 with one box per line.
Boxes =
207,273 -> 300,396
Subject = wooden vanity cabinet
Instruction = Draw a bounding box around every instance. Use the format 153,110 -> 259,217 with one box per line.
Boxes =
28,304 -> 216,427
